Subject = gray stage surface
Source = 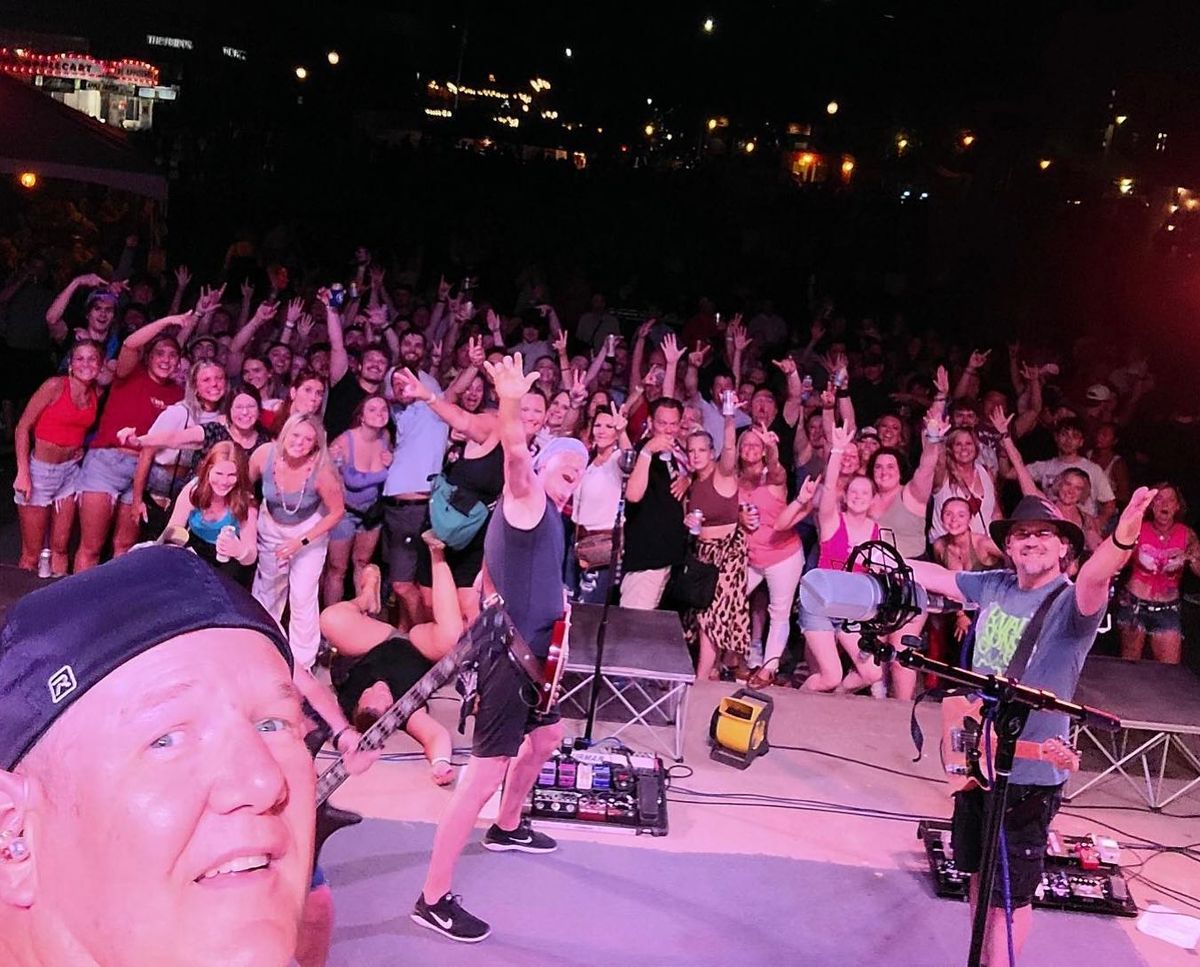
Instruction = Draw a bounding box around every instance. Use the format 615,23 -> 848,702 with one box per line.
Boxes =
1074,656 -> 1200,730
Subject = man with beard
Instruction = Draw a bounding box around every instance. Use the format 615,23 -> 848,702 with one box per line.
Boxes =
325,345 -> 391,440
383,331 -> 448,629
906,488 -> 1155,966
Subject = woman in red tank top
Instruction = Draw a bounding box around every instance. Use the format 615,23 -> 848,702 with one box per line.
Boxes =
12,340 -> 102,574
1117,483 -> 1200,664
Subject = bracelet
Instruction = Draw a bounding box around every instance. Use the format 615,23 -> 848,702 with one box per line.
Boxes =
835,389 -> 850,399
301,536 -> 310,546
331,727 -> 353,751
1112,533 -> 1137,551
934,395 -> 947,402
284,321 -> 296,329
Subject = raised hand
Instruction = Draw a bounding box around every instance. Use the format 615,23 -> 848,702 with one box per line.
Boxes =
174,265 -> 192,291
437,274 -> 451,301
636,318 -> 656,341
467,334 -> 486,369
239,278 -> 255,303
393,366 -> 436,403
830,423 -> 854,450
252,300 -> 279,325
924,413 -> 950,442
75,272 -> 107,288
729,321 -> 751,353
687,340 -> 711,369
968,348 -> 991,371
568,369 -> 588,407
195,283 -> 227,315
669,473 -> 691,502
285,296 -> 304,325
755,422 -> 779,448
934,365 -> 950,397
610,402 -> 628,434
1114,487 -> 1158,546
771,356 -> 798,377
797,476 -> 819,506
297,313 -> 316,340
482,353 -> 539,401
552,329 -> 568,356
486,308 -> 503,333
1019,361 -> 1041,384
988,406 -> 1013,436
661,332 -> 685,364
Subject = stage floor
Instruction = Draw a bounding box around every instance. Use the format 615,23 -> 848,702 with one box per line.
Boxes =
323,678 -> 1200,966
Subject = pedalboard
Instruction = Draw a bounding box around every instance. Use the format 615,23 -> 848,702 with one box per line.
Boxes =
523,743 -> 669,836
917,820 -> 1136,918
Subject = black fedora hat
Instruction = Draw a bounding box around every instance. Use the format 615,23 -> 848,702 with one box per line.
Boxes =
989,495 -> 1085,560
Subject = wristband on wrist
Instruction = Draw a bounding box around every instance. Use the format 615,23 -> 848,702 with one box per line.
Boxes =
332,727 -> 353,751
835,389 -> 850,399
1112,532 -> 1137,551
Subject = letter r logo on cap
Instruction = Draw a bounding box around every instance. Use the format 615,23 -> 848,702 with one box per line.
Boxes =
48,665 -> 77,705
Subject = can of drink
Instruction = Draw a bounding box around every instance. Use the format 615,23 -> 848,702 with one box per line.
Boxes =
215,525 -> 237,564
687,509 -> 704,536
801,374 -> 814,403
740,501 -> 760,532
37,547 -> 53,579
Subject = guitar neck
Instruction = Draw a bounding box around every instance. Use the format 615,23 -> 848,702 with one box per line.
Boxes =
315,625 -> 486,807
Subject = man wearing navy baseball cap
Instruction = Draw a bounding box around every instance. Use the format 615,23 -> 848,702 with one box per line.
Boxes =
0,546 -> 316,967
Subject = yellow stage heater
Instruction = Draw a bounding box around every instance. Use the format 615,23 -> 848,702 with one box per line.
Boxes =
709,688 -> 773,769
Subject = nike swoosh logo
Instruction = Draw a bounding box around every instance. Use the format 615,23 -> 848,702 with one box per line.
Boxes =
431,911 -> 453,929
507,834 -> 532,843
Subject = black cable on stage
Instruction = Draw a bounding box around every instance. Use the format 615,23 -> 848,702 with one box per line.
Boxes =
768,743 -> 946,785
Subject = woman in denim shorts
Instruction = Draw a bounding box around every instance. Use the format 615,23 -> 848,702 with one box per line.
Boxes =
12,341 -> 102,574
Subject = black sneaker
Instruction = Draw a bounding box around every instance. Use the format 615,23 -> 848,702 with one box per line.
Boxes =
411,892 -> 491,943
482,818 -> 558,853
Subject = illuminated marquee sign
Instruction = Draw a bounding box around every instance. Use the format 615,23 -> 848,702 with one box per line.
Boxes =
146,35 -> 193,50
222,46 -> 246,61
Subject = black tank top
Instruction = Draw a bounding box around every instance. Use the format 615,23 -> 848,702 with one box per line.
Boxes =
445,439 -> 504,503
483,493 -> 565,658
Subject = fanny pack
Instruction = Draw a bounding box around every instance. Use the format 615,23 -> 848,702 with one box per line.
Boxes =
428,473 -> 492,550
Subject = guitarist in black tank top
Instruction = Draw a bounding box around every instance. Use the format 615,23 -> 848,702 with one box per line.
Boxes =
413,354 -> 586,944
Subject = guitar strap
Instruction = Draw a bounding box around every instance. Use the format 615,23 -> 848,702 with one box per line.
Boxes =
909,580 -> 1068,762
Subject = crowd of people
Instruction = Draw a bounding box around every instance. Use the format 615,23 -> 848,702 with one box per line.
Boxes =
3,243 -> 1198,695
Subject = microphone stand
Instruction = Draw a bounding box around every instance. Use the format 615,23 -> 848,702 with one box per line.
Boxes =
856,632 -> 1121,967
581,447 -> 636,745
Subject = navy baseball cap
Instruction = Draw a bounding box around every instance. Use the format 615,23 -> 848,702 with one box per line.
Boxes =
0,546 -> 292,771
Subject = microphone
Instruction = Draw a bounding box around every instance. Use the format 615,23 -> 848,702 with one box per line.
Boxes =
618,448 -> 638,476
799,567 -> 927,632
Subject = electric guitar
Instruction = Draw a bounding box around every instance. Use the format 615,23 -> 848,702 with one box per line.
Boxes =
940,694 -> 1079,796
537,608 -> 571,715
314,601 -> 509,856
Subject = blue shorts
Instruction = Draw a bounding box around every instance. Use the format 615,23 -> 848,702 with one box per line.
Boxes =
331,505 -> 382,542
76,448 -> 139,505
14,456 -> 81,508
1115,591 -> 1181,635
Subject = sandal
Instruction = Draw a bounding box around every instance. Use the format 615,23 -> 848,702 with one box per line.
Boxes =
430,756 -> 455,787
748,668 -> 775,689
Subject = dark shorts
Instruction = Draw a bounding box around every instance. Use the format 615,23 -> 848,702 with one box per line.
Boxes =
1115,591 -> 1181,635
951,783 -> 1064,908
384,499 -> 429,584
472,638 -> 561,759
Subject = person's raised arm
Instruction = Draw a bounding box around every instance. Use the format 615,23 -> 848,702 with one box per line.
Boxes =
118,423 -> 205,451
115,310 -> 193,379
905,559 -> 968,603
560,370 -> 589,436
443,335 -> 485,404
226,298 -> 280,376
728,315 -> 749,382
483,353 -> 543,521
991,408 -> 1041,494
929,366 -> 950,424
661,332 -> 685,401
818,423 -> 852,537
1076,487 -> 1157,616
46,273 -> 106,342
773,355 -> 805,427
717,411 -> 740,476
1013,362 -> 1042,438
394,367 -> 496,444
168,265 -> 191,316
315,288 -> 349,385
774,477 -> 818,531
630,318 -> 653,390
954,348 -> 990,401
583,335 -> 614,389
905,413 -> 946,509
178,284 -> 224,348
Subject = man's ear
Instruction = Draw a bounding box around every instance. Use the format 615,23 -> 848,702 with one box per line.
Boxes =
0,770 -> 37,908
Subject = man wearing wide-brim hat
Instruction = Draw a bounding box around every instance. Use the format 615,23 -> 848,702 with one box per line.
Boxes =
908,487 -> 1157,966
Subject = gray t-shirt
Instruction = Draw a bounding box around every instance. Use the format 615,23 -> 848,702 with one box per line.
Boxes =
954,569 -> 1104,786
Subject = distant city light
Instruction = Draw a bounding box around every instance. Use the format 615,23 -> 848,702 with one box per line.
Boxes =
798,152 -> 815,167
646,97 -> 653,106
1167,224 -> 1177,232
326,50 -> 340,66
565,47 -> 573,58
841,159 -> 855,177
644,123 -> 655,137
920,191 -> 929,200
744,141 -> 756,154
1115,114 -> 1128,125
1118,177 -> 1134,195
294,66 -> 308,80
961,133 -> 975,147
18,171 -> 37,189
1038,158 -> 1052,170
826,100 -> 839,115
707,118 -> 718,131
896,137 -> 909,151
597,127 -> 603,134
703,17 -> 715,34
666,132 -> 674,141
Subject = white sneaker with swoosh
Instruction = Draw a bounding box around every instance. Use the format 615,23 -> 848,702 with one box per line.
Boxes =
411,892 -> 491,943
